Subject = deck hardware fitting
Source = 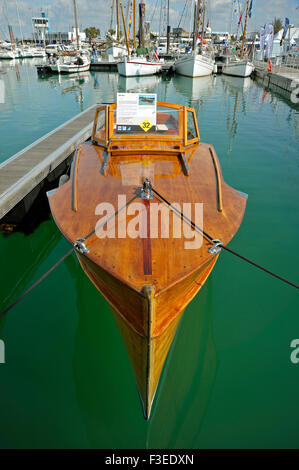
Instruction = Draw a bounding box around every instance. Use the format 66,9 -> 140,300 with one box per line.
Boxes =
138,177 -> 153,200
74,238 -> 90,254
208,239 -> 223,254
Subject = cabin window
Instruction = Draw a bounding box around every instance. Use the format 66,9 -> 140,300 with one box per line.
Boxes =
185,108 -> 199,146
92,106 -> 108,146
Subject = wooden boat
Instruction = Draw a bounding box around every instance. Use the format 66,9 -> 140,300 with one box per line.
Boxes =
48,102 -> 247,419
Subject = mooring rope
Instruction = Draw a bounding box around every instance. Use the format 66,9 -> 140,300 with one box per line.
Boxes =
152,187 -> 299,290
0,249 -> 74,319
1,184 -> 298,318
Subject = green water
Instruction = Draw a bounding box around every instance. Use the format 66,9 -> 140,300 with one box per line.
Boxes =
0,59 -> 298,449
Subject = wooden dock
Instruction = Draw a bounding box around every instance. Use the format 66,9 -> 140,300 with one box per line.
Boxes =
0,104 -> 98,221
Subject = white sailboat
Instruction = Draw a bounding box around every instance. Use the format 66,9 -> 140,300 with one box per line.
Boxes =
222,58 -> 254,77
0,48 -> 16,59
175,0 -> 215,78
53,56 -> 91,74
106,0 -> 128,59
117,55 -> 163,76
175,53 -> 215,77
222,0 -> 254,78
117,1 -> 163,77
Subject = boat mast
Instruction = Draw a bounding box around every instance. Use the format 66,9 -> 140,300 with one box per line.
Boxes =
120,2 -> 130,54
201,0 -> 206,43
109,0 -> 114,31
116,0 -> 120,41
192,0 -> 199,52
166,0 -> 170,54
15,0 -> 24,48
241,0 -> 249,57
73,0 -> 80,50
133,0 -> 136,48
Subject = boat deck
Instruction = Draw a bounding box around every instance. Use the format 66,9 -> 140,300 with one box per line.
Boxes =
0,104 -> 98,219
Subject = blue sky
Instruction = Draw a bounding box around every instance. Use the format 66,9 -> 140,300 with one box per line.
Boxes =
0,0 -> 298,39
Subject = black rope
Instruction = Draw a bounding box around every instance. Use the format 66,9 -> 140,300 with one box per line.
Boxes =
152,188 -> 299,290
1,183 -> 298,319
0,249 -> 74,319
83,194 -> 139,241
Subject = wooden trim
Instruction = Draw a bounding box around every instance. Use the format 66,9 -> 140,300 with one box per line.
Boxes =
71,147 -> 81,212
209,146 -> 223,213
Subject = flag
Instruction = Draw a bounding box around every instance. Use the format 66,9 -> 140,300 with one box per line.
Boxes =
267,24 -> 274,58
260,26 -> 265,60
248,0 -> 253,18
238,11 -> 243,25
280,17 -> 290,46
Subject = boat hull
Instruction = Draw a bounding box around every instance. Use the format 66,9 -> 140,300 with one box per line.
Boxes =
175,54 -> 215,77
76,250 -> 218,418
117,59 -> 162,77
0,51 -> 15,59
51,62 -> 90,74
106,44 -> 127,59
222,60 -> 254,77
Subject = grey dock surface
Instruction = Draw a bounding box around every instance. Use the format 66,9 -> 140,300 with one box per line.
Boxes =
253,62 -> 299,101
0,104 -> 97,220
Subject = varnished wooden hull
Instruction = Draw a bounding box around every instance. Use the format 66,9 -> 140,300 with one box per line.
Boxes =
76,251 -> 218,418
48,102 -> 247,419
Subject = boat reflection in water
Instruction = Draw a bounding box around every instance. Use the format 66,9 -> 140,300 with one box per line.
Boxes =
118,74 -> 162,93
68,252 -> 217,446
173,74 -> 216,103
221,75 -> 253,154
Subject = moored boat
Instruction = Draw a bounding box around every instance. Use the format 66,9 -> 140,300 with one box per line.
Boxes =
50,56 -> 90,74
48,101 -> 247,418
0,48 -> 16,59
175,53 -> 215,78
117,56 -> 163,77
222,58 -> 254,77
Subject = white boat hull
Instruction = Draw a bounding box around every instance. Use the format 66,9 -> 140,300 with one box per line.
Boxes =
0,50 -> 15,59
51,61 -> 90,74
222,60 -> 254,77
175,54 -> 215,77
106,44 -> 127,59
117,59 -> 162,77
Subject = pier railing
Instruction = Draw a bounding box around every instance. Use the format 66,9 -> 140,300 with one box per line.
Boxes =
253,54 -> 299,75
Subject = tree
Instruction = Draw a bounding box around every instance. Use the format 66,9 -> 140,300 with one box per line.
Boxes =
84,27 -> 100,40
273,17 -> 283,35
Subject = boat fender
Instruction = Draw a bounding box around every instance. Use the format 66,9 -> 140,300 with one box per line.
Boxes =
59,174 -> 69,187
267,59 -> 272,72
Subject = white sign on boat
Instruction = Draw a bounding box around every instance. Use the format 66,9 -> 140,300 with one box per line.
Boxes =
116,93 -> 157,133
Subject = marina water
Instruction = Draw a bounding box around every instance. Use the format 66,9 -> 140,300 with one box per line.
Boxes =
0,58 -> 298,448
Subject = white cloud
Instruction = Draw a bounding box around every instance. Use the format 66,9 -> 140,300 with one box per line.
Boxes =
0,0 -> 297,40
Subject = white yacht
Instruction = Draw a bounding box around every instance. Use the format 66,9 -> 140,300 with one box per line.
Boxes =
175,53 -> 215,78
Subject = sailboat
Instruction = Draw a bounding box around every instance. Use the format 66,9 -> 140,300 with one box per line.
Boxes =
117,1 -> 163,77
106,0 -> 128,59
175,0 -> 215,78
49,0 -> 90,74
222,0 -> 254,77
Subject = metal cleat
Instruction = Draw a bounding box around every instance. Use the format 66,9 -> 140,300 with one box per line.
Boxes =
73,238 -> 90,254
208,239 -> 223,254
